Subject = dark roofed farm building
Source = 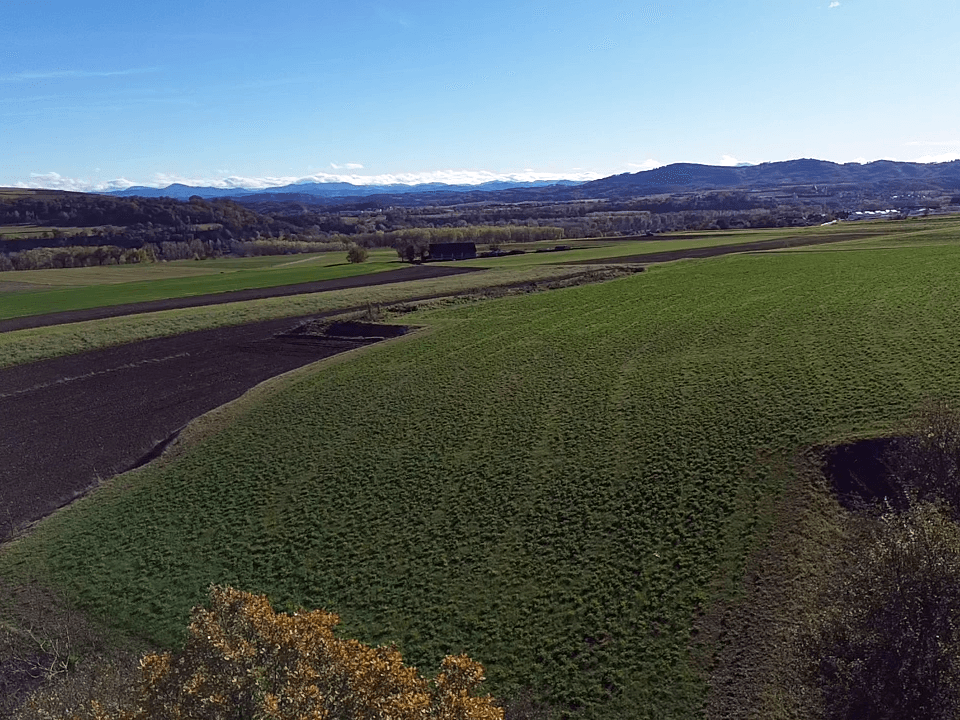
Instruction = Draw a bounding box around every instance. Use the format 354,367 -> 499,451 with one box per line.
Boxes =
428,242 -> 477,261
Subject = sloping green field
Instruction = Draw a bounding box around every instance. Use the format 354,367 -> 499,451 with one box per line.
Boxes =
5,234 -> 960,717
0,250 -> 401,320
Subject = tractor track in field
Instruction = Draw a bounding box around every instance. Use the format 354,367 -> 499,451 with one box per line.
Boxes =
568,230 -> 891,265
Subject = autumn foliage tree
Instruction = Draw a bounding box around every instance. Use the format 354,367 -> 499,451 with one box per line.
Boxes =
78,586 -> 502,720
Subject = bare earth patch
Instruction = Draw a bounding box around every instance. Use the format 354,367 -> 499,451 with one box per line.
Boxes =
0,316 -> 405,540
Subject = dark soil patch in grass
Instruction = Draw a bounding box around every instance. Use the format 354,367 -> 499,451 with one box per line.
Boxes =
288,319 -> 413,341
820,437 -> 905,511
0,578 -> 142,719
0,316 -> 402,541
0,655 -> 48,714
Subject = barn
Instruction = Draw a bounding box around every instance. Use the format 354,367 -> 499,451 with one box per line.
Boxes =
428,242 -> 477,261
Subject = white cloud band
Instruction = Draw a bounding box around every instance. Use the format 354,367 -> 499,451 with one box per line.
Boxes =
8,168 -> 605,193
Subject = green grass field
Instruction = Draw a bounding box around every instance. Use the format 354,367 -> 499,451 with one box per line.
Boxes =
0,250 -> 402,320
6,226 -> 960,717
2,221 -> 945,321
1,251 -> 378,288
442,229 -> 805,269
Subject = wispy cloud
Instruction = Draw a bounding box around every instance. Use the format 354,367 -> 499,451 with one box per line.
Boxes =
906,140 -> 960,147
0,67 -> 160,83
375,6 -> 412,27
914,152 -> 960,164
13,172 -> 136,193
849,156 -> 900,165
330,162 -> 365,170
8,168 -> 605,193
829,2 -> 840,8
627,159 -> 665,171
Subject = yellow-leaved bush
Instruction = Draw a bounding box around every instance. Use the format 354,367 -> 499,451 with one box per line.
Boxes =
86,585 -> 503,720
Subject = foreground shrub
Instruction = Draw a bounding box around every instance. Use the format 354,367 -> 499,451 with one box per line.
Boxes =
72,585 -> 501,720
805,503 -> 960,720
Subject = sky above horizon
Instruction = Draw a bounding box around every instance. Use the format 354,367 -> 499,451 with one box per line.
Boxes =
3,0 -> 959,191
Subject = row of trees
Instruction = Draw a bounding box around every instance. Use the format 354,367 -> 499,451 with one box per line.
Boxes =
0,224 -> 569,271
0,239 -> 232,271
0,245 -> 155,271
0,194 -> 267,235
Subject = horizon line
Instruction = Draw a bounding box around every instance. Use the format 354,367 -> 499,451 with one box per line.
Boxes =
6,155 -> 960,194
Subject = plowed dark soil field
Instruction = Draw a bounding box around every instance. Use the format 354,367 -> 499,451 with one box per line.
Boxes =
0,316 -> 385,538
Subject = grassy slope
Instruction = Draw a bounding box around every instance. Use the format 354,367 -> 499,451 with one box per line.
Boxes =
0,251 -> 401,320
767,216 -> 960,251
6,238 -> 960,717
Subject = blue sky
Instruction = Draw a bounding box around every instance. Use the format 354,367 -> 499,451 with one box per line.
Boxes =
3,0 -> 959,191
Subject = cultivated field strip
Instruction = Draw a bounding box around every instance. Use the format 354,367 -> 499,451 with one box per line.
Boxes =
0,255 -> 400,322
0,264 -> 478,332
6,241 -> 960,717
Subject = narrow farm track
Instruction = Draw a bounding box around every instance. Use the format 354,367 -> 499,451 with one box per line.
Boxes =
0,264 -> 479,332
0,316 -> 381,538
570,229 -> 890,264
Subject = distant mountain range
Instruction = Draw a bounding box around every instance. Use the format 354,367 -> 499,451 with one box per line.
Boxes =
103,159 -> 960,206
574,159 -> 960,198
105,179 -> 585,201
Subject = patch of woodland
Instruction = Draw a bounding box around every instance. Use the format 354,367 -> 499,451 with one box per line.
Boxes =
703,400 -> 960,720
